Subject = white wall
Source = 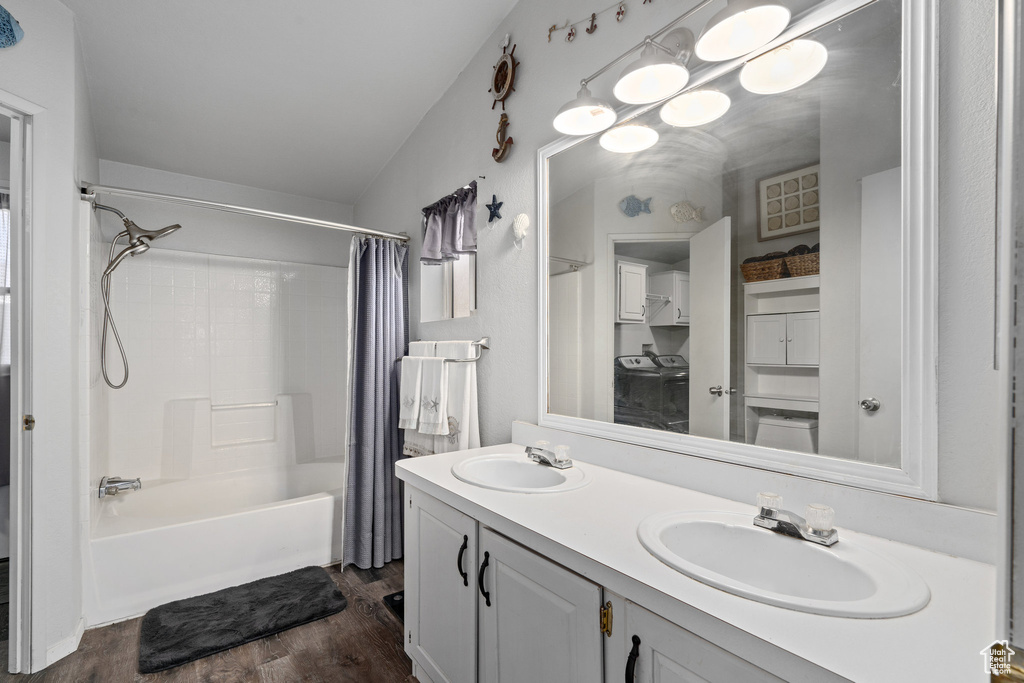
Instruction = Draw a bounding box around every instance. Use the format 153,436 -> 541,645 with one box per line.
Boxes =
97,161 -> 355,267
0,142 -> 10,186
0,0 -> 99,669
355,0 -> 1001,512
99,248 -> 347,482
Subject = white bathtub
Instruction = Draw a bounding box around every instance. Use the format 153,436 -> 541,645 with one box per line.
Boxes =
85,462 -> 346,626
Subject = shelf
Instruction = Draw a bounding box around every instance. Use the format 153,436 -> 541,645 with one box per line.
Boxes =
746,363 -> 819,369
645,293 -> 670,302
744,394 -> 819,411
742,275 -> 820,297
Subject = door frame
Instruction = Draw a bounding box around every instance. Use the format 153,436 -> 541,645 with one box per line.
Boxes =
0,90 -> 38,674
605,233 -> 699,423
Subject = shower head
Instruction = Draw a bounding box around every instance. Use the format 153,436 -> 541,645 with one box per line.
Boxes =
124,220 -> 182,247
103,242 -> 150,277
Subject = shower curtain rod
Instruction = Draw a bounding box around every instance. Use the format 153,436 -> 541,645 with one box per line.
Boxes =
81,185 -> 410,242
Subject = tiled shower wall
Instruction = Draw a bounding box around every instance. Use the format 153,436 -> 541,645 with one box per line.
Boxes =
100,248 -> 347,482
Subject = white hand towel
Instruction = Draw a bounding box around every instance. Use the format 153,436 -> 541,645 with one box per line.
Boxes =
398,357 -> 425,430
417,357 -> 449,436
409,341 -> 435,357
433,341 -> 481,453
403,341 -> 440,456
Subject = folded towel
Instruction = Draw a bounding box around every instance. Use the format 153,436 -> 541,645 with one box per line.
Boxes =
417,357 -> 448,436
409,341 -> 435,357
403,429 -> 435,458
433,341 -> 480,454
398,357 -> 425,430
402,342 -> 439,455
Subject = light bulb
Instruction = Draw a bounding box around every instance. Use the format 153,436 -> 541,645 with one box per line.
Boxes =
660,90 -> 731,127
695,2 -> 791,62
740,39 -> 828,94
599,125 -> 659,154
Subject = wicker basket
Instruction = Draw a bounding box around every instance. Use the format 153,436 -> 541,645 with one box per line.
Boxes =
740,258 -> 789,283
784,252 -> 820,278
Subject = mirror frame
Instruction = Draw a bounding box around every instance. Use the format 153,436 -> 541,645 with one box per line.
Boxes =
537,0 -> 938,499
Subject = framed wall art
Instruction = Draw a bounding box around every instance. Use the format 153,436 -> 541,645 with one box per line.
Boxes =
757,163 -> 820,241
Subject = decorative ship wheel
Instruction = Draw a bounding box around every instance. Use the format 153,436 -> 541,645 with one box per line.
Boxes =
489,42 -> 519,110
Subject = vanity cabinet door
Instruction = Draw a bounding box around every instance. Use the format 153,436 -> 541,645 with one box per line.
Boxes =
478,527 -> 603,682
621,602 -> 784,683
617,261 -> 648,323
406,489 -> 478,683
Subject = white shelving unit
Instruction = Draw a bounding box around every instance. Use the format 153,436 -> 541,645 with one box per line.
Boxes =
742,275 -> 820,444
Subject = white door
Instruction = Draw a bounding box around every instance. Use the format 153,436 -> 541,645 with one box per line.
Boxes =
478,528 -> 602,683
405,489 -> 478,683
617,261 -> 647,322
674,272 -> 690,324
622,601 -> 784,683
689,217 -> 732,440
786,312 -> 820,366
745,314 -> 787,365
858,167 -> 902,465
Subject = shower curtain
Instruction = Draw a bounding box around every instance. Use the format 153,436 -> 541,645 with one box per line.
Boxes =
343,236 -> 409,569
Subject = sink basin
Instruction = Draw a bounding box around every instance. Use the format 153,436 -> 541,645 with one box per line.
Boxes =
451,453 -> 590,493
637,510 -> 930,618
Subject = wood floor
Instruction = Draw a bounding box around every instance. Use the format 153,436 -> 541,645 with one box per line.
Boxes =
0,561 -> 415,683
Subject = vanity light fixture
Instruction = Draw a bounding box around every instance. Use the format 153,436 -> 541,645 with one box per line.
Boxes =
553,83 -> 618,135
599,124 -> 659,154
660,89 -> 731,127
694,0 -> 791,62
612,29 -> 694,105
739,39 -> 829,94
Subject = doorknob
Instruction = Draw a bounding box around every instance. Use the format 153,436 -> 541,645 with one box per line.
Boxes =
709,385 -> 723,396
860,397 -> 881,412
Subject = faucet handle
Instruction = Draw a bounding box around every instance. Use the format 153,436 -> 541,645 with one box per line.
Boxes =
805,503 -> 835,532
554,445 -> 571,461
757,492 -> 783,513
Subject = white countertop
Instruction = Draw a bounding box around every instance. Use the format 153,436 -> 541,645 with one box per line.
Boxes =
396,443 -> 995,683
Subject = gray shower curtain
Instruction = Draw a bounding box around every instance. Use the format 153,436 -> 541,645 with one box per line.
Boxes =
343,236 -> 409,569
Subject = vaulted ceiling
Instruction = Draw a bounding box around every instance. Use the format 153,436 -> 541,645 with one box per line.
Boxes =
60,0 -> 519,203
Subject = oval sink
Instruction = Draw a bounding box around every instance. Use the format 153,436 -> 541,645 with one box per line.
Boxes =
451,453 -> 590,493
637,510 -> 930,618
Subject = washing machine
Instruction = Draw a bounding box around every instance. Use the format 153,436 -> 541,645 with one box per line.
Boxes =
653,354 -> 689,434
613,355 -> 689,433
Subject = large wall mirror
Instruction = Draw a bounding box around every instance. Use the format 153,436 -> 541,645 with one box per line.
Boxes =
539,0 -> 937,498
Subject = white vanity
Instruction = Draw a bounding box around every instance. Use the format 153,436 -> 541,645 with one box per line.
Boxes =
397,444 -> 992,682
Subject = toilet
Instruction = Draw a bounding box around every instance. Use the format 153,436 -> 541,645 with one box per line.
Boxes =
754,415 -> 819,453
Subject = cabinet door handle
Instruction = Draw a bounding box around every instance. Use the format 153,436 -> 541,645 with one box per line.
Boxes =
677,308 -> 682,319
641,304 -> 646,316
625,634 -> 640,682
478,551 -> 491,606
457,535 -> 469,587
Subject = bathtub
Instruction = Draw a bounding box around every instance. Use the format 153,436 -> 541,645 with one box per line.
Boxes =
85,462 -> 346,626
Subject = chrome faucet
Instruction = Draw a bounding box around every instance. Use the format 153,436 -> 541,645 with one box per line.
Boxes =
99,476 -> 142,499
753,493 -> 838,546
525,442 -> 573,470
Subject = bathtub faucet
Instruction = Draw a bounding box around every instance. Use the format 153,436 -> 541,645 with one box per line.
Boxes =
98,476 -> 142,499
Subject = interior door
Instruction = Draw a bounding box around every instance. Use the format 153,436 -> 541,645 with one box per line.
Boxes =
689,217 -> 732,440
858,168 -> 901,463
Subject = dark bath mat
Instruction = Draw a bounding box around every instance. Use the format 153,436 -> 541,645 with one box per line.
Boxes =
383,590 -> 404,622
138,566 -> 347,674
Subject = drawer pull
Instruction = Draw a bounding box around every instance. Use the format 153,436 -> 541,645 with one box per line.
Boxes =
478,551 -> 491,606
625,634 -> 640,682
457,535 -> 469,586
